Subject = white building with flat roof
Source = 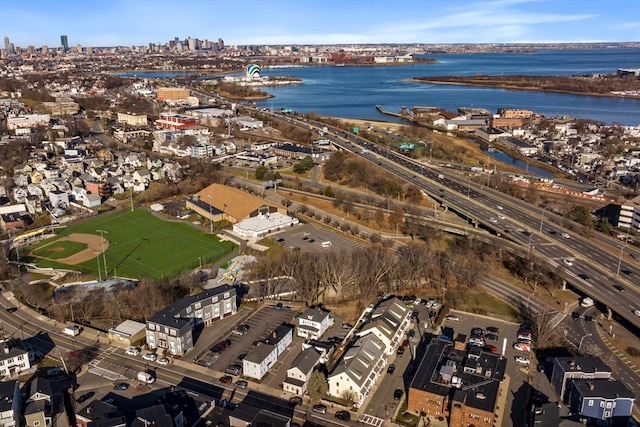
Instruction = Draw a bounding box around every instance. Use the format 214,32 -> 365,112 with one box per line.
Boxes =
232,212 -> 299,239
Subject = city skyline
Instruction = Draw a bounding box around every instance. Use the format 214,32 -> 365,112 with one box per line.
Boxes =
0,0 -> 638,48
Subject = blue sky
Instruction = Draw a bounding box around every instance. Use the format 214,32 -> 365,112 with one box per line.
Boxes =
1,0 -> 638,47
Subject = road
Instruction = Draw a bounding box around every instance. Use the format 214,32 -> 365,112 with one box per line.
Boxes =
261,110 -> 640,329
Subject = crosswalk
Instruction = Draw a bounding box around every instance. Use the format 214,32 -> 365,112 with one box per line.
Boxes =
87,347 -> 127,380
360,414 -> 385,427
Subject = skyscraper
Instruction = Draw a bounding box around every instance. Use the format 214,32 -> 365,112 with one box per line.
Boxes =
4,36 -> 15,55
60,35 -> 68,52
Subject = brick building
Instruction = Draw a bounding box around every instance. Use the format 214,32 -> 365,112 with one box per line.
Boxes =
408,337 -> 506,427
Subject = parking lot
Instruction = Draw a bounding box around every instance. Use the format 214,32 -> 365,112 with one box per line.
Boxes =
194,301 -> 351,393
365,300 -> 533,426
441,310 -> 533,426
272,223 -> 367,254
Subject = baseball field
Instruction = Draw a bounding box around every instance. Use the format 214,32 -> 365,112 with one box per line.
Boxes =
25,209 -> 236,279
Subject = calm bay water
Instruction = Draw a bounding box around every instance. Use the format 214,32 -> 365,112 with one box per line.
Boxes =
115,49 -> 640,126
252,48 -> 640,126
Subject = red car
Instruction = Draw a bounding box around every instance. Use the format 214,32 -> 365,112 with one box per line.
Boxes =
219,376 -> 233,384
483,345 -> 497,353
402,339 -> 410,349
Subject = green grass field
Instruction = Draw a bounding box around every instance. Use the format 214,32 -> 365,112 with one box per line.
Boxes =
33,240 -> 88,259
26,209 -> 236,279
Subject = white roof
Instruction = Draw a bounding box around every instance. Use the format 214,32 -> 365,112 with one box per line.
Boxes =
234,212 -> 298,233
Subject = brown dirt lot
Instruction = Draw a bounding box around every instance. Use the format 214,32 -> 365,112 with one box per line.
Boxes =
40,233 -> 108,265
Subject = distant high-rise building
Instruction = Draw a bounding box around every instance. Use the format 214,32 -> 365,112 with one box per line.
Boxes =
41,45 -> 48,54
218,38 -> 224,50
188,37 -> 196,51
60,35 -> 68,52
4,36 -> 15,55
86,46 -> 92,55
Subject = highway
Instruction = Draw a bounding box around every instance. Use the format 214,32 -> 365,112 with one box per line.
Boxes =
259,109 -> 640,328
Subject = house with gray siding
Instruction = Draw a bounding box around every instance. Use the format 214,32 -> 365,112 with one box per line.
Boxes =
569,379 -> 635,425
146,285 -> 237,356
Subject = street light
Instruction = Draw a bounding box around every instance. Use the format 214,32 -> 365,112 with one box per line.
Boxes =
96,229 -> 108,278
539,207 -> 548,233
616,244 -> 626,276
578,333 -> 592,353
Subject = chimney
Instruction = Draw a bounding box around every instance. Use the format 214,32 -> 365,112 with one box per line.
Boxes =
588,383 -> 595,391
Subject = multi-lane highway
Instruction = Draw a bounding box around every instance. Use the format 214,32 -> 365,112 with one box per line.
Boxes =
258,109 -> 640,328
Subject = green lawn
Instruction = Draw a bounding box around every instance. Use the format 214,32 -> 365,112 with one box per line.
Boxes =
33,240 -> 87,259
27,209 -> 236,280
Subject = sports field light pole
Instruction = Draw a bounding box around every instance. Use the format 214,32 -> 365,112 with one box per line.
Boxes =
94,251 -> 102,281
97,229 -> 108,278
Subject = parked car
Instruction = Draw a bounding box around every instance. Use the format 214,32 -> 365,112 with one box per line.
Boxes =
485,333 -> 498,341
483,345 -> 497,353
445,314 -> 460,322
396,347 -> 404,356
387,364 -> 396,374
393,388 -> 404,400
232,325 -> 248,335
125,347 -> 140,356
471,327 -> 485,336
469,339 -> 485,347
77,391 -> 95,403
514,343 -> 531,352
142,353 -> 156,361
157,358 -> 169,365
335,410 -> 351,421
114,383 -> 129,390
219,376 -> 233,385
486,326 -> 500,333
289,396 -> 303,405
342,323 -> 353,330
312,404 -> 327,414
235,380 -> 248,389
515,356 -> 530,365
407,329 -> 415,338
402,339 -> 410,348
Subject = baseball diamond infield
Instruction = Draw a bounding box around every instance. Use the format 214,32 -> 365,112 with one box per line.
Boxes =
25,209 -> 236,279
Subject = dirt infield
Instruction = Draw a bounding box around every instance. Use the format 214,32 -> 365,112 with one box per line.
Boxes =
38,233 -> 109,265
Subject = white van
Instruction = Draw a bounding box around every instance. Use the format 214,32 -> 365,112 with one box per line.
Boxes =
321,241 -> 332,248
580,297 -> 594,308
62,326 -> 81,336
137,371 -> 155,384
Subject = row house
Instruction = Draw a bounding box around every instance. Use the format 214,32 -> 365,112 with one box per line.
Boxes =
328,333 -> 386,407
243,324 -> 294,381
283,348 -> 322,396
146,285 -> 237,356
358,297 -> 411,356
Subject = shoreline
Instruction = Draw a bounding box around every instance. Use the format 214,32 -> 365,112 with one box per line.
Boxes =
410,77 -> 640,100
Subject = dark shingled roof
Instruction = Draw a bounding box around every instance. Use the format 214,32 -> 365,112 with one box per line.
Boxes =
410,336 -> 507,413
